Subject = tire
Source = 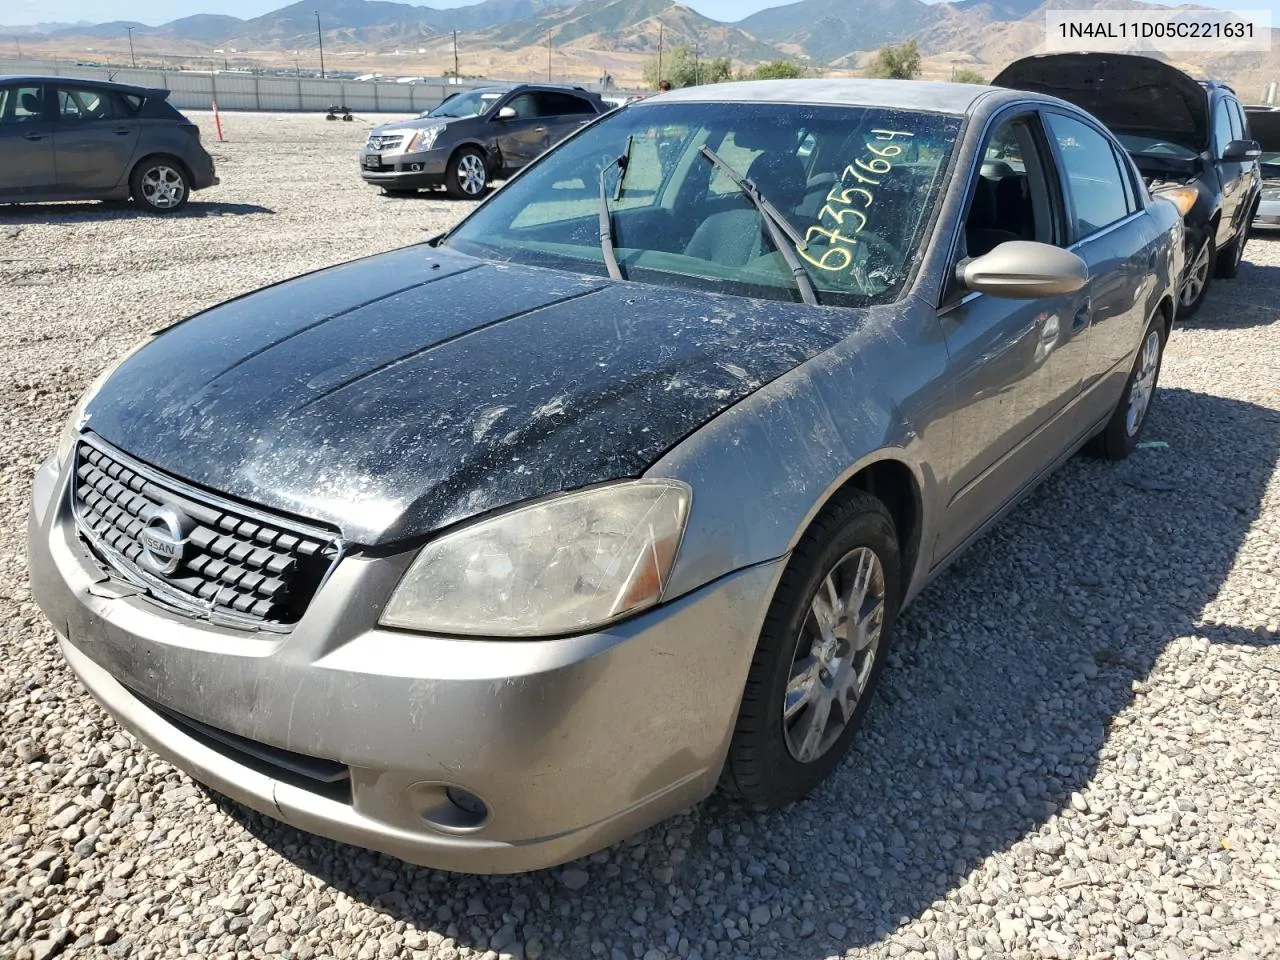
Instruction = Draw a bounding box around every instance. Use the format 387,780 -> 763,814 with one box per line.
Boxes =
1177,235 -> 1214,319
445,147 -> 489,200
1085,310 -> 1167,461
129,156 -> 189,214
721,490 -> 901,808
1215,211 -> 1253,279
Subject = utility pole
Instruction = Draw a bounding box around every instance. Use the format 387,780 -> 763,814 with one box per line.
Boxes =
315,11 -> 325,79
15,36 -> 22,59
693,42 -> 699,86
656,23 -> 664,87
125,25 -> 136,68
547,31 -> 552,81
452,30 -> 458,79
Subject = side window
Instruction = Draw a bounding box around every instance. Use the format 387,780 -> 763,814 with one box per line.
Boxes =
1213,102 -> 1234,156
536,92 -> 596,116
505,94 -> 537,120
0,85 -> 44,123
1045,113 -> 1132,240
57,87 -> 111,122
1229,100 -> 1249,142
963,115 -> 1060,259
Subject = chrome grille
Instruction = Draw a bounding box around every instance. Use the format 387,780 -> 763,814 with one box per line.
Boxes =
72,435 -> 342,631
366,134 -> 404,151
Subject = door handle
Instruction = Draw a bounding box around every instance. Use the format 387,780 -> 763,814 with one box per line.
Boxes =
534,126 -> 547,133
23,132 -> 46,141
114,127 -> 131,136
1072,299 -> 1092,332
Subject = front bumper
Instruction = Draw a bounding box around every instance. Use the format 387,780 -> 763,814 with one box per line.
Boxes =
359,148 -> 451,188
28,454 -> 780,873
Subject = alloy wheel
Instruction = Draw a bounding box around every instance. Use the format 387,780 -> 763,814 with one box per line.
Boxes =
1125,328 -> 1161,437
1180,240 -> 1210,308
783,546 -> 886,764
140,165 -> 185,210
457,154 -> 487,196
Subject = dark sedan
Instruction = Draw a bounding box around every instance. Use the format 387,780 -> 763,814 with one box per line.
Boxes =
0,75 -> 218,213
31,80 -> 1181,873
359,83 -> 606,198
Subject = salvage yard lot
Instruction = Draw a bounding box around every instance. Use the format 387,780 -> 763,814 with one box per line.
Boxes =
1,111 -> 1278,960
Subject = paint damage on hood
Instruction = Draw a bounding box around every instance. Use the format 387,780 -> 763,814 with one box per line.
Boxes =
83,244 -> 858,546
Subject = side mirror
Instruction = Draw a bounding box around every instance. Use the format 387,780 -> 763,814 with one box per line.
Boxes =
1223,138 -> 1262,161
496,106 -> 517,120
958,241 -> 1088,299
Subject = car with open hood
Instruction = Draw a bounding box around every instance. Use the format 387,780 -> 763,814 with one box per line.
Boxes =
1245,105 -> 1280,228
995,53 -> 1261,319
30,79 -> 1182,873
360,82 -> 606,198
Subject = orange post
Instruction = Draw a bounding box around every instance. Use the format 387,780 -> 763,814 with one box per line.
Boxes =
212,99 -> 225,142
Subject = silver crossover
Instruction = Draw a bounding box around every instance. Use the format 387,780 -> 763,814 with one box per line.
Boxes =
29,80 -> 1183,874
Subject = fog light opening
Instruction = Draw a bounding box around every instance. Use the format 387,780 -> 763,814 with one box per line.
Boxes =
411,782 -> 490,833
411,163 -> 423,172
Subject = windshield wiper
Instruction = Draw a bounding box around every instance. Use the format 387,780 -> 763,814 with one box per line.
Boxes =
598,135 -> 632,281
697,145 -> 819,306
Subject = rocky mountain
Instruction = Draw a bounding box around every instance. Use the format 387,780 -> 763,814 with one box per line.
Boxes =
737,0 -> 939,64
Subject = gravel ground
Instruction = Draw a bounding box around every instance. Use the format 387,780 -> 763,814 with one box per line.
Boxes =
2,112 -> 1278,960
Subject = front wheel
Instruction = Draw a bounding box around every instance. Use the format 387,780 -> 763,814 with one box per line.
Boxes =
1178,236 -> 1214,319
1085,312 -> 1166,461
130,158 -> 189,213
721,491 -> 900,808
445,148 -> 489,200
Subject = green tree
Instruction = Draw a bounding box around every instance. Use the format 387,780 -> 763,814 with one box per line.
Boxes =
952,67 -> 986,84
864,40 -> 921,80
753,60 -> 806,80
644,44 -> 733,89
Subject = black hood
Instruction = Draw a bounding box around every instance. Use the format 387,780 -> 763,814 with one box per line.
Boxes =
83,246 -> 852,546
994,53 -> 1209,153
1247,108 -> 1280,153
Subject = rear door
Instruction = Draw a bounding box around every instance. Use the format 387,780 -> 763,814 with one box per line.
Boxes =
1213,97 -> 1246,246
1042,110 -> 1152,418
52,85 -> 139,192
0,83 -> 57,197
535,91 -> 599,148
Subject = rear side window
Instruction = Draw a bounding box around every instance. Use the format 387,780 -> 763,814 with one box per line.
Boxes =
0,85 -> 45,123
57,87 -> 112,122
536,92 -> 597,116
1046,112 -> 1132,239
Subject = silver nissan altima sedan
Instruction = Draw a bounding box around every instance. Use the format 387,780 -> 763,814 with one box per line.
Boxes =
28,80 -> 1182,874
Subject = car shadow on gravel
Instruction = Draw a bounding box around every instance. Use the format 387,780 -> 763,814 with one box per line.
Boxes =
211,386 -> 1278,960
0,201 -> 274,221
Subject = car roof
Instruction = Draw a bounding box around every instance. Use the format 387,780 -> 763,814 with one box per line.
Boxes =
0,74 -> 167,98
648,78 -> 1024,116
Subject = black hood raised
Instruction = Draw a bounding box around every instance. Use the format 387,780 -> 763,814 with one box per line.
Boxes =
83,245 -> 852,546
994,53 -> 1209,153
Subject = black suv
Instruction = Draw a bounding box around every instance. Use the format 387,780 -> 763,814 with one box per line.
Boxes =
360,83 -> 606,199
996,54 -> 1261,318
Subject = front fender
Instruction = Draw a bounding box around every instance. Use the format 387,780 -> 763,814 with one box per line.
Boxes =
646,297 -> 951,605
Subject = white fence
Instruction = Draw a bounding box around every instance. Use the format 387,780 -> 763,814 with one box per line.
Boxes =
0,58 -> 488,113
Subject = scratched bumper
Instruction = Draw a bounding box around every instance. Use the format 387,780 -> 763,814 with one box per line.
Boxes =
27,454 -> 778,874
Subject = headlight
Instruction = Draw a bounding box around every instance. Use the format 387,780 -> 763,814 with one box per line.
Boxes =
1154,185 -> 1199,217
405,125 -> 444,152
380,480 -> 692,637
55,338 -> 152,467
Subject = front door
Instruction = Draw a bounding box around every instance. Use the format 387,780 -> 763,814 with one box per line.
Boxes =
934,112 -> 1092,562
492,93 -> 549,173
52,85 -> 139,193
0,83 -> 56,197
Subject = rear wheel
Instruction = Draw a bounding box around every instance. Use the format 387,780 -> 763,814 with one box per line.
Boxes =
1178,236 -> 1214,319
721,491 -> 900,808
130,157 -> 189,213
1085,311 -> 1166,461
445,148 -> 489,200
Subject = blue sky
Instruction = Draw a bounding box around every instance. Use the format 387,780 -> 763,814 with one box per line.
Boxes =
1,0 -> 1271,27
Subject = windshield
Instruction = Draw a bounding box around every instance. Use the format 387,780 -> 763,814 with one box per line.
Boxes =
1115,133 -> 1199,160
429,89 -> 505,119
444,102 -> 962,307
